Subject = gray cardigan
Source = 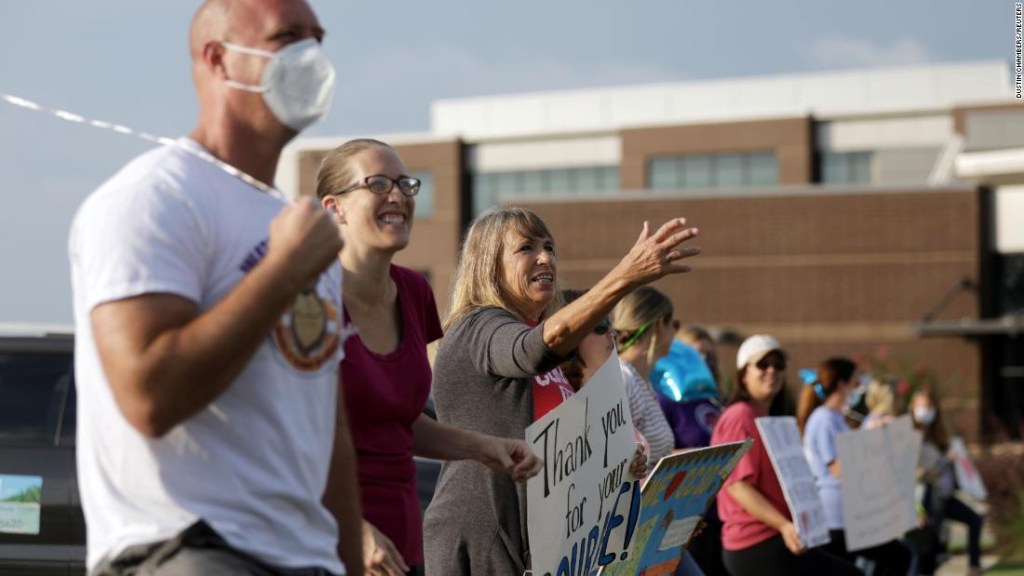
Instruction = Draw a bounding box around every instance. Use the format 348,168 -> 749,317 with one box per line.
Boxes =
423,306 -> 565,576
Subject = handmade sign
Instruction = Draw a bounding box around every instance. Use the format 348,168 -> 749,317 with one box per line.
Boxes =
756,417 -> 831,548
600,440 -> 752,576
837,415 -> 920,551
526,353 -> 641,576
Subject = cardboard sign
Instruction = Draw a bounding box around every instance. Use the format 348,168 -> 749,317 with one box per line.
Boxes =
949,437 -> 987,501
755,417 -> 831,548
526,353 -> 642,576
837,415 -> 920,551
600,440 -> 752,576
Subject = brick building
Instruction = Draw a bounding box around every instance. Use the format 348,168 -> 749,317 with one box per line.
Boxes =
280,61 -> 1024,442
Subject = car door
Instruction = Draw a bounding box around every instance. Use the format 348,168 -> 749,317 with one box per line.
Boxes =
0,341 -> 77,575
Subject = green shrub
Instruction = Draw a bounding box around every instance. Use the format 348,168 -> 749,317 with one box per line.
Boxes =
975,443 -> 1024,560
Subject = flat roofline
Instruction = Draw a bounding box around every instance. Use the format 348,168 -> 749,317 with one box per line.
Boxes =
433,60 -> 1010,108
505,184 -> 976,204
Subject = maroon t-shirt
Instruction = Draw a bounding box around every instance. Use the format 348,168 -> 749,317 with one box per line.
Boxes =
340,265 -> 443,566
711,401 -> 791,551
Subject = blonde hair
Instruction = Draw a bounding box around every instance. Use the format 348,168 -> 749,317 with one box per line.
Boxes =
315,138 -> 393,199
865,378 -> 897,417
611,286 -> 673,370
444,207 -> 563,330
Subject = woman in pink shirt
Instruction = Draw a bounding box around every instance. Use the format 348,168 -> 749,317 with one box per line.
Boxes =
710,335 -> 859,576
316,139 -> 544,576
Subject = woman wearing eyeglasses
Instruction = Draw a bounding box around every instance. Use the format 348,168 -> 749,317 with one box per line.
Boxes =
710,336 -> 861,576
423,207 -> 700,576
316,140 -> 544,576
797,357 -> 912,576
611,286 -> 678,467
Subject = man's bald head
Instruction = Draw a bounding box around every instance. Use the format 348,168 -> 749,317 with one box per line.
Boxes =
190,0 -> 233,61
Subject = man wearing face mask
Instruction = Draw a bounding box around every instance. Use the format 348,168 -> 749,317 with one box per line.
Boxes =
68,1 -> 363,575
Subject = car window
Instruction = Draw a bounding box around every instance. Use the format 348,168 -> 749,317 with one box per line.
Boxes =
0,352 -> 72,446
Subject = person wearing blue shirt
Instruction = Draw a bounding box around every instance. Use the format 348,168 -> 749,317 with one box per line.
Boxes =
797,357 -> 912,576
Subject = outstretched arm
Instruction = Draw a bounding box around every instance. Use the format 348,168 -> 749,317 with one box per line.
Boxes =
412,414 -> 543,481
542,219 -> 700,356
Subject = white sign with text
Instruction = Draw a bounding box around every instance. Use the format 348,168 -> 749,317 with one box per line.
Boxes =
755,417 -> 831,548
837,415 -> 920,551
526,353 -> 641,576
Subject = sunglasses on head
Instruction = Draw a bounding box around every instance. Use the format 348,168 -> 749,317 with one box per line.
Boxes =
593,319 -> 612,335
756,355 -> 786,371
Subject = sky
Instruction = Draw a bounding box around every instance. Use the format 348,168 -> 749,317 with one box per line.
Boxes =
0,0 -> 1013,325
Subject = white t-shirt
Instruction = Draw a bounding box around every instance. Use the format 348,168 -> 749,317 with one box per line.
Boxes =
69,138 -> 346,574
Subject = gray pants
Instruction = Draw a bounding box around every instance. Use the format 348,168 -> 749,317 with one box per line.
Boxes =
91,521 -> 339,576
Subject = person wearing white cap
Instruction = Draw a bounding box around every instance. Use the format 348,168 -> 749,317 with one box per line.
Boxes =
710,336 -> 860,576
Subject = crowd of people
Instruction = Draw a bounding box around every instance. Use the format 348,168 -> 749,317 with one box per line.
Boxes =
67,1 -> 986,575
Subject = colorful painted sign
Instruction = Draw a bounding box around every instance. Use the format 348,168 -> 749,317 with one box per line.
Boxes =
526,353 -> 641,576
600,440 -> 752,576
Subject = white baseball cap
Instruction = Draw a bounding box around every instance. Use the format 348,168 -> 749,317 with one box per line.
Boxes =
736,334 -> 784,369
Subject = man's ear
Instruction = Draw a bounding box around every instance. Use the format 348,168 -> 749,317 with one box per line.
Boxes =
203,41 -> 228,78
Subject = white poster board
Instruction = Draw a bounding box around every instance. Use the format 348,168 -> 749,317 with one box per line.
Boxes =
526,353 -> 641,576
950,437 -> 987,501
755,417 -> 831,548
836,415 -> 920,552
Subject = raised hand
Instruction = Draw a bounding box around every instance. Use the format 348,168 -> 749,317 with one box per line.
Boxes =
611,219 -> 700,289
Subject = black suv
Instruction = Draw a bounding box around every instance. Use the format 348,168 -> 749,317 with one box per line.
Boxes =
0,325 -> 83,575
0,325 -> 442,575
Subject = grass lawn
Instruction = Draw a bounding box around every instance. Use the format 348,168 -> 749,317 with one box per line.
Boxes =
989,560 -> 1024,575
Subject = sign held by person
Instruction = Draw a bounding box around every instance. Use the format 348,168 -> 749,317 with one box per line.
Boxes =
836,415 -> 920,551
526,353 -> 641,576
755,416 -> 832,548
600,440 -> 751,576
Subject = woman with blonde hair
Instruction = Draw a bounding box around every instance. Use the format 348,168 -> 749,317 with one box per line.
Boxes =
423,206 -> 700,576
317,140 -> 545,576
611,286 -> 678,466
863,376 -> 899,429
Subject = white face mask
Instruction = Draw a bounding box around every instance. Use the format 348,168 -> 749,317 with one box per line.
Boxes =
914,406 -> 936,425
221,38 -> 336,132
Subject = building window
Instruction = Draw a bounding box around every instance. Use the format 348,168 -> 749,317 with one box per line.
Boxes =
472,165 -> 620,215
647,151 -> 779,190
409,170 -> 434,219
820,151 -> 873,185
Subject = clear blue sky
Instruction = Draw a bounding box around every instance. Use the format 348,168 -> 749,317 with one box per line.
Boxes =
0,0 -> 1012,324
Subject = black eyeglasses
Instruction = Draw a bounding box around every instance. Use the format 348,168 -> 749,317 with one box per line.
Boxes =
593,319 -> 612,335
756,355 -> 787,371
334,175 -> 420,197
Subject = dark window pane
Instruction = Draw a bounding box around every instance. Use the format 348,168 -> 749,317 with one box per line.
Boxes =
0,353 -> 71,445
